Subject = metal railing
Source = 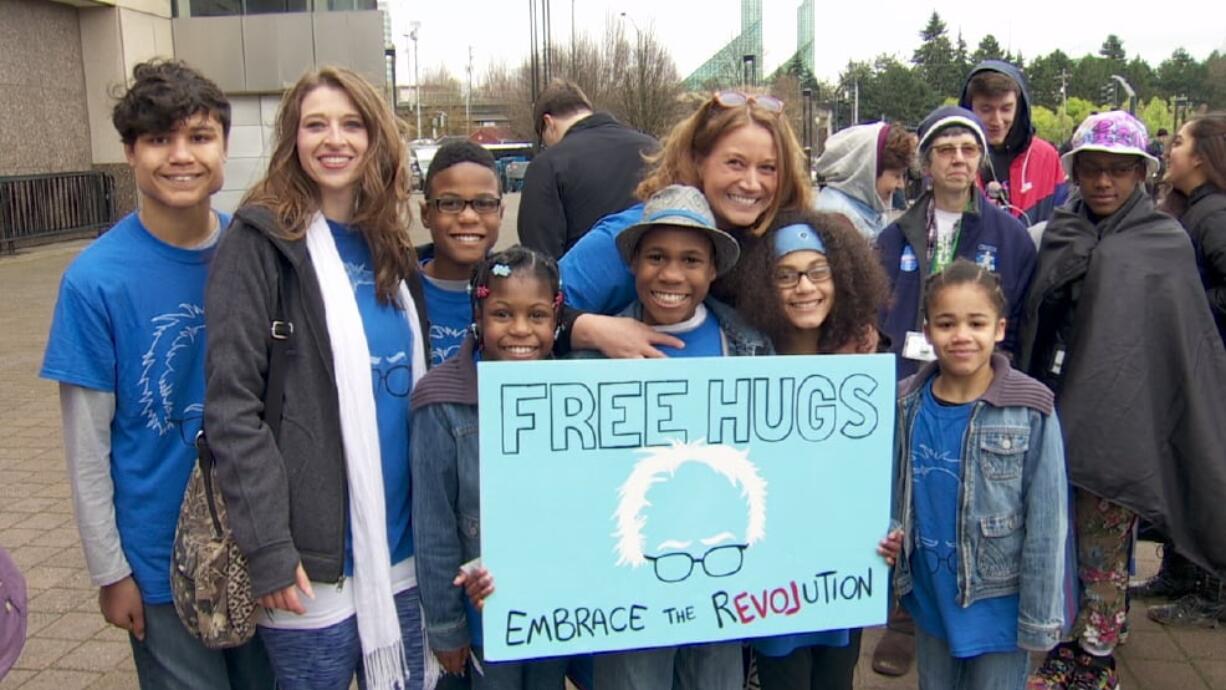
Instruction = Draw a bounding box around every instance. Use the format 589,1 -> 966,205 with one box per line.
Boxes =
0,171 -> 116,253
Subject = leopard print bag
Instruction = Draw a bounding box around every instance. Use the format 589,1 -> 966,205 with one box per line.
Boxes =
170,441 -> 257,649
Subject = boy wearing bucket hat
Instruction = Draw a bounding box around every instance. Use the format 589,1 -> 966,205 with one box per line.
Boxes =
605,184 -> 772,359
589,184 -> 771,690
1020,111 -> 1226,690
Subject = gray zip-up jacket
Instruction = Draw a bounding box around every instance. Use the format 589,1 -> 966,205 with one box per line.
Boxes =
204,205 -> 430,598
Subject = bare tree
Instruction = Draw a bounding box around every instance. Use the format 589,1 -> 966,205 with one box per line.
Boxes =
479,15 -> 684,140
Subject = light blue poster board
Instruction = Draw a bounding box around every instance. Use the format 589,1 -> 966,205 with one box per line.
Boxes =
478,354 -> 895,661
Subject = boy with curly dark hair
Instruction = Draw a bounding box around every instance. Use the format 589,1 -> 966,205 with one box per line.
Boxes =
40,59 -> 274,688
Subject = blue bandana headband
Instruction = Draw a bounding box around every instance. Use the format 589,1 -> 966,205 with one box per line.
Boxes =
773,223 -> 825,258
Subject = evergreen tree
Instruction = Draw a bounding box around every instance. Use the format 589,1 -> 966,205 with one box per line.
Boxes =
911,12 -> 961,101
973,35 -> 1005,64
1099,34 -> 1126,63
1158,48 -> 1208,103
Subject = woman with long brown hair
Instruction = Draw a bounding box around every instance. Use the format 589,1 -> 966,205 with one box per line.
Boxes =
204,66 -> 435,690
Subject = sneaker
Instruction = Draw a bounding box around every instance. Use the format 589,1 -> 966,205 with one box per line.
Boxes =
1147,594 -> 1226,628
1067,652 -> 1119,690
1027,642 -> 1079,690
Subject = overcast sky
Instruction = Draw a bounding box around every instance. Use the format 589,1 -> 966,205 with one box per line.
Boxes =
389,0 -> 1225,88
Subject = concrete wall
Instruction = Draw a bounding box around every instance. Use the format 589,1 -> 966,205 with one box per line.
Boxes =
79,4 -> 174,166
0,0 -> 93,176
213,93 -> 282,213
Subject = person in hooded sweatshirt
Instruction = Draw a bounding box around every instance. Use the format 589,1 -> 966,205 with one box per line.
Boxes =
815,122 -> 917,241
959,60 -> 1067,227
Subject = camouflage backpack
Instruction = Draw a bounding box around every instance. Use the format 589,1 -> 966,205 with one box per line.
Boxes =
170,254 -> 293,649
171,445 -> 256,648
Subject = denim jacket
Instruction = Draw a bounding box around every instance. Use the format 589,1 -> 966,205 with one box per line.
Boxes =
409,335 -> 481,652
891,354 -> 1069,651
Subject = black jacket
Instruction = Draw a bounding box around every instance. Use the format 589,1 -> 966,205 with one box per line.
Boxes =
517,112 -> 657,259
1180,184 -> 1226,343
1019,189 -> 1226,577
204,205 -> 430,597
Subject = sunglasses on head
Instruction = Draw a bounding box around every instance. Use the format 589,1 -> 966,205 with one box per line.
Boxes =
713,90 -> 784,113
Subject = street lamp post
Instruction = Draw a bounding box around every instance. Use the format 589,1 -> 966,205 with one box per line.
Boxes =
407,22 -> 422,138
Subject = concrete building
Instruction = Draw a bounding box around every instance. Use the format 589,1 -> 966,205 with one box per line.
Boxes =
1,0 -> 387,216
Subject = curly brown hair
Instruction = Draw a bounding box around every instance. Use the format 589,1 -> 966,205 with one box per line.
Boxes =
635,93 -> 813,238
241,66 -> 415,304
738,209 -> 889,353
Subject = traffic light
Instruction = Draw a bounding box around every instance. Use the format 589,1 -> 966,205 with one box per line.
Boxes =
1100,81 -> 1118,107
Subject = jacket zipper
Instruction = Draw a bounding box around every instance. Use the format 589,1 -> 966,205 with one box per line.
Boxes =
957,404 -> 983,608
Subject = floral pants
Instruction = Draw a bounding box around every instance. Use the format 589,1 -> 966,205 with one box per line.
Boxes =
1070,489 -> 1137,655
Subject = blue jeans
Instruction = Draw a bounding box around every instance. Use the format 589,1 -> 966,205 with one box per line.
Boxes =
593,643 -> 742,690
468,645 -> 567,690
915,627 -> 1029,690
129,603 -> 275,690
259,587 -> 428,690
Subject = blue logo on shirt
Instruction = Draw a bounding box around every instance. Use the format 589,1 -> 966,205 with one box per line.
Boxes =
900,246 -> 918,273
974,245 -> 998,272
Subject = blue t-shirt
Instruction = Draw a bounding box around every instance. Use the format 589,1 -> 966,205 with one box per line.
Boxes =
560,204 -> 642,315
419,264 -> 471,366
903,379 -> 1020,657
40,211 -> 228,604
328,220 -> 415,572
647,304 -> 724,358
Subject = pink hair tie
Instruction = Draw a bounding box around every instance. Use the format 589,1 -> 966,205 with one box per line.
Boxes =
475,285 -> 491,299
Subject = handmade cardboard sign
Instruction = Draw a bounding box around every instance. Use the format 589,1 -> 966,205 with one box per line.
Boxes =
477,354 -> 895,661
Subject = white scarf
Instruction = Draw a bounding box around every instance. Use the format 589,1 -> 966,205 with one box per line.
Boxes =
305,213 -> 428,690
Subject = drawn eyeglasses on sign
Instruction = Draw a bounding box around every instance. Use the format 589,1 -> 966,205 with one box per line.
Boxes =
645,543 -> 749,583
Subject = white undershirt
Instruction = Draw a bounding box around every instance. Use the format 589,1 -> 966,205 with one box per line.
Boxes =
257,557 -> 417,630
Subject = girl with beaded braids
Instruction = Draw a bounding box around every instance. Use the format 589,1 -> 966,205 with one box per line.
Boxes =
409,246 -> 572,687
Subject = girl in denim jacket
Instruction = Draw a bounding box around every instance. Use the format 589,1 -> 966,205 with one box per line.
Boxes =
410,247 -> 571,689
893,259 -> 1069,690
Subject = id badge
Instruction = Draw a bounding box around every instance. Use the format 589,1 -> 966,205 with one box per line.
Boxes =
902,331 -> 936,362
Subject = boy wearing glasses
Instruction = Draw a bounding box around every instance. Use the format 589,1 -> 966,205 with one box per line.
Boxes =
419,141 -> 503,365
876,106 -> 1036,381
1020,111 -> 1226,690
39,61 -> 274,688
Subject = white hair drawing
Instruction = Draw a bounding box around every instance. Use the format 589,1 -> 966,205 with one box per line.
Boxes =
612,439 -> 767,568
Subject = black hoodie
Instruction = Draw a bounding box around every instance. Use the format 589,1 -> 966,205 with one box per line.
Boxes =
959,60 -> 1035,185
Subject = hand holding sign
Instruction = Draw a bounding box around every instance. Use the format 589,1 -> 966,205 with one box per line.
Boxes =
478,354 -> 896,661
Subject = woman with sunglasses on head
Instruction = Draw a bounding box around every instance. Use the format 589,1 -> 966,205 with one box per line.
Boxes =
204,67 -> 436,690
558,90 -> 815,357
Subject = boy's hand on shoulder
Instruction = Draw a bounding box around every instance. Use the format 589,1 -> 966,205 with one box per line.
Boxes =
573,314 -> 685,358
99,576 -> 145,641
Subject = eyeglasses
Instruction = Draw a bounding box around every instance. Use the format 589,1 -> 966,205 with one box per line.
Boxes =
774,264 -> 832,289
931,143 -> 981,159
1074,161 -> 1141,180
714,91 -> 784,114
371,363 -> 412,397
427,196 -> 502,215
644,544 -> 747,583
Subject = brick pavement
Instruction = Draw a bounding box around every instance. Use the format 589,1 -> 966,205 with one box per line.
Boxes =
1,225 -> 1223,689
